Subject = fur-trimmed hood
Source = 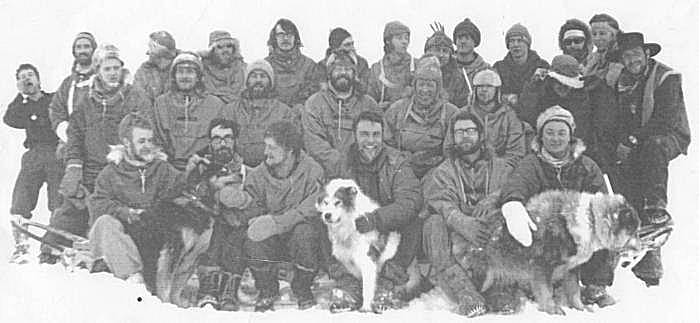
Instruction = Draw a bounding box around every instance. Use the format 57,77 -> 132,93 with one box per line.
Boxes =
531,137 -> 586,161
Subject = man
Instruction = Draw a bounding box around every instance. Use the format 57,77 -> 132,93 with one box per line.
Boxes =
423,111 -> 511,317
614,32 -> 690,287
134,31 -> 178,103
241,121 -> 325,311
450,18 -> 490,108
4,64 -> 62,262
226,59 -> 296,168
201,30 -> 247,103
43,44 -> 151,264
368,21 -> 415,110
316,27 -> 371,93
330,110 -> 423,311
50,32 -> 97,152
384,56 -> 459,179
303,52 -> 380,177
423,23 -> 467,108
153,52 -> 227,170
265,19 -> 319,110
559,19 -> 593,66
465,69 -> 525,169
584,14 -> 624,86
493,23 -> 549,106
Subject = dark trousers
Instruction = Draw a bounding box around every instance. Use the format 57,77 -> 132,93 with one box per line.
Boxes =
199,220 -> 246,276
10,145 -> 63,217
41,179 -> 95,254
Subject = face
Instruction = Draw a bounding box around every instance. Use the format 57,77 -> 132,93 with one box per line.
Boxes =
213,40 -> 235,66
263,137 -> 291,168
590,22 -> 616,51
563,36 -> 587,61
98,58 -> 123,88
622,46 -> 649,75
390,33 -> 410,54
475,85 -> 497,106
246,70 -> 271,97
275,31 -> 296,51
175,64 -> 198,91
552,81 -> 573,98
426,46 -> 452,67
455,34 -> 476,55
124,127 -> 156,163
148,52 -> 173,70
541,121 -> 571,157
329,65 -> 355,92
339,37 -> 356,54
210,125 -> 235,151
453,119 -> 481,156
74,38 -> 94,65
355,120 -> 383,162
16,69 -> 40,95
507,36 -> 528,58
415,78 -> 438,106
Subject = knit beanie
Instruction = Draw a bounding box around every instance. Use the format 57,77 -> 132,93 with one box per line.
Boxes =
91,44 -> 123,70
208,30 -> 235,47
72,32 -> 97,58
548,55 -> 584,88
472,69 -> 502,87
536,105 -> 576,135
505,23 -> 532,48
148,30 -> 177,59
246,59 -> 275,87
383,21 -> 411,40
453,18 -> 481,47
424,31 -> 453,53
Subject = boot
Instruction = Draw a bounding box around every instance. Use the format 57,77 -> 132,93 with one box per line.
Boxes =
197,266 -> 223,309
435,264 -> 487,317
291,267 -> 317,310
219,275 -> 241,311
581,285 -> 616,307
329,275 -> 362,313
641,200 -> 673,226
10,219 -> 30,264
90,258 -> 111,273
254,288 -> 280,312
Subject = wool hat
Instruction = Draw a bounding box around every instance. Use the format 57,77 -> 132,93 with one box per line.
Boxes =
558,19 -> 592,53
589,13 -> 620,31
617,32 -> 661,57
548,55 -> 584,89
72,32 -> 97,58
383,21 -> 410,40
208,30 -> 235,47
472,69 -> 502,87
170,52 -> 203,74
414,55 -> 442,82
453,18 -> 481,47
424,30 -> 453,53
91,44 -> 123,70
148,30 -> 177,58
505,23 -> 532,47
245,59 -> 274,87
536,105 -> 576,135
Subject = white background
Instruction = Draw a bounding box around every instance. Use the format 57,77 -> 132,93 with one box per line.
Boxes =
0,0 -> 697,322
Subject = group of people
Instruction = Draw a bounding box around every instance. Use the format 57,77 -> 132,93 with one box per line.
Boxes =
5,13 -> 690,316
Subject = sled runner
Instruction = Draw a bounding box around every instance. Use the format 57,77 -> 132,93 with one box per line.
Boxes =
10,219 -> 93,269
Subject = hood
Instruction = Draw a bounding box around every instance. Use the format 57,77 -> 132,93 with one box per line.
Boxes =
106,144 -> 168,166
531,137 -> 587,161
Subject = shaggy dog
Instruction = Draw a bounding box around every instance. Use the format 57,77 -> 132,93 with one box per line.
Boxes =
316,179 -> 401,312
470,190 -> 643,315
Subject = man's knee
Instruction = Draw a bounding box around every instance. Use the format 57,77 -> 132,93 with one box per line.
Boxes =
89,214 -> 124,237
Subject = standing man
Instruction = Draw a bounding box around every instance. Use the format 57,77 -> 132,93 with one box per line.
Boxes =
585,14 -> 624,86
4,64 -> 62,262
241,121 -> 326,311
265,18 -> 319,111
303,52 -> 379,177
153,52 -> 228,170
559,19 -> 593,66
368,21 -> 415,110
615,32 -> 690,287
316,27 -> 371,93
202,30 -> 247,103
134,31 -> 178,104
451,18 -> 490,108
493,23 -> 549,106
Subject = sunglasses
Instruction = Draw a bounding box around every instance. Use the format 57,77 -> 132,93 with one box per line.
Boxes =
563,38 -> 585,46
216,44 -> 235,50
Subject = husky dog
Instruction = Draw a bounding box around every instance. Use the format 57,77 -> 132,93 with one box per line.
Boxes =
316,179 -> 401,312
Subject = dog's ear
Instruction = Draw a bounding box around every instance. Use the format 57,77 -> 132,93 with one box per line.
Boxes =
334,186 -> 358,209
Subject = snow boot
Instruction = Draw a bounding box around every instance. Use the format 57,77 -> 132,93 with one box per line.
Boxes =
291,267 -> 317,310
196,266 -> 224,309
581,285 -> 616,307
90,258 -> 111,273
219,274 -> 241,311
484,285 -> 524,314
329,275 -> 362,313
254,288 -> 280,312
435,264 -> 487,317
10,219 -> 30,264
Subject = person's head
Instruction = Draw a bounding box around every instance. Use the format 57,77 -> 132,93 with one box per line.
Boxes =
245,59 -> 274,98
453,18 -> 481,55
147,31 -> 177,70
268,18 -> 302,52
424,30 -> 453,67
118,112 -> 157,163
536,105 -> 576,158
263,121 -> 303,168
548,55 -> 584,98
618,32 -> 660,75
208,118 -> 239,152
383,21 -> 410,55
72,32 -> 97,66
327,27 -> 355,56
472,69 -> 501,107
589,14 -> 620,52
352,110 -> 384,162
326,52 -> 358,93
451,111 -> 484,158
505,23 -> 532,59
413,56 -> 442,106
170,52 -> 204,92
15,64 -> 41,95
208,30 -> 240,67
559,19 -> 592,63
92,44 -> 124,89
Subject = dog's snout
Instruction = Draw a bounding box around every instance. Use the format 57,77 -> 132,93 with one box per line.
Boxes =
323,213 -> 332,221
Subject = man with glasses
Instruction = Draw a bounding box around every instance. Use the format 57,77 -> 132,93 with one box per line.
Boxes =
558,19 -> 593,66
202,30 -> 247,103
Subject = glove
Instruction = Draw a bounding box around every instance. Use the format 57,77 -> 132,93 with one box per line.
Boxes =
59,166 -> 82,197
472,201 -> 495,219
446,213 -> 490,248
501,201 -> 537,247
532,68 -> 549,81
247,215 -> 281,241
615,143 -> 633,164
217,185 -> 251,209
124,208 -> 145,225
354,212 -> 377,234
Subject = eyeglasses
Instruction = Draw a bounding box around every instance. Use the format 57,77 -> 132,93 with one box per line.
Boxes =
454,128 -> 480,136
275,33 -> 294,39
563,38 -> 585,46
216,44 -> 234,50
211,135 -> 235,145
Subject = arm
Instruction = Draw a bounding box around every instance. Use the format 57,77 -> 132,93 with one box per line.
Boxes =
635,74 -> 683,142
239,172 -> 268,222
516,78 -> 545,129
49,79 -> 71,139
424,163 -> 465,222
372,162 -> 422,231
503,111 -> 526,169
302,102 -> 341,174
64,105 -> 86,166
271,166 -> 325,233
499,156 -> 541,204
294,59 -> 321,105
87,169 -> 131,222
582,158 -> 607,194
3,99 -> 28,129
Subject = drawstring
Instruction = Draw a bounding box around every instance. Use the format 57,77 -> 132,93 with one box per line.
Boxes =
184,95 -> 191,132
101,99 -> 107,121
337,100 -> 343,142
138,169 -> 146,193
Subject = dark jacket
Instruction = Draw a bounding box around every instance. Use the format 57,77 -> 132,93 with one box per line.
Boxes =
49,65 -> 93,141
4,92 -> 58,149
202,56 -> 247,104
444,53 -> 490,108
134,61 -> 170,104
493,50 -> 550,97
338,144 -> 422,232
265,48 -> 319,107
466,102 -> 526,169
368,53 -> 415,107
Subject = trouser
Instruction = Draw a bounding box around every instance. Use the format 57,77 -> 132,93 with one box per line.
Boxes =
199,219 -> 246,276
41,176 -> 96,254
89,214 -> 142,279
244,219 -> 322,294
10,145 -> 63,218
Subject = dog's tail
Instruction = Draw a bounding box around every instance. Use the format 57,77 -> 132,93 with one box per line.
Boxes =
379,232 -> 401,265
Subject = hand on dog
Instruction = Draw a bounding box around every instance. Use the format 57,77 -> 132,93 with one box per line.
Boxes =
501,201 -> 538,247
126,208 -> 145,225
354,213 -> 377,234
448,215 -> 491,248
247,215 -> 279,241
185,154 -> 210,173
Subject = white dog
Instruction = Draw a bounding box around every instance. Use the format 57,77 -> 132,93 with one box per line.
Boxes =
316,178 -> 400,312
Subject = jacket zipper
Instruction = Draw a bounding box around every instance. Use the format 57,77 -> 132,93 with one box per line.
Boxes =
138,169 -> 146,193
555,166 -> 563,188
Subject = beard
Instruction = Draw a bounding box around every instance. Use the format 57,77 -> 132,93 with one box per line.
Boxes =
214,52 -> 233,67
129,143 -> 157,164
249,82 -> 270,98
455,141 -> 481,159
330,75 -> 353,92
75,53 -> 92,66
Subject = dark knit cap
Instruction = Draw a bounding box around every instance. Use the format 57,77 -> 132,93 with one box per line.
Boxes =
453,18 -> 481,47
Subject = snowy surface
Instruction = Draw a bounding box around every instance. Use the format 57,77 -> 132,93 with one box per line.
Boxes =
1,0 -> 699,322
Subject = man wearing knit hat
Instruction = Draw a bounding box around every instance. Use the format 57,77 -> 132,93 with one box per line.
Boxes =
493,23 -> 549,106
202,30 -> 247,104
153,52 -> 228,171
303,52 -> 380,177
134,31 -> 179,103
451,18 -> 491,108
226,59 -> 296,167
49,32 -> 97,158
614,32 -> 690,288
316,27 -> 371,94
424,22 -> 469,108
559,19 -> 593,66
43,44 -> 151,264
368,21 -> 415,110
265,18 -> 318,110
